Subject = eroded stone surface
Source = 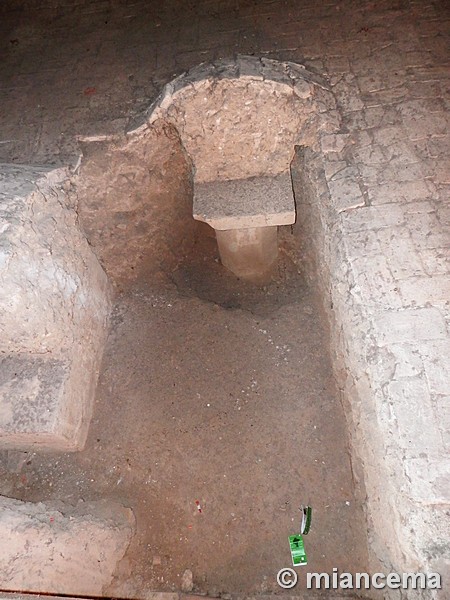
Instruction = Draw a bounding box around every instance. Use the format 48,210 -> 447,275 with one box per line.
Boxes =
73,121 -> 196,285
0,495 -> 135,595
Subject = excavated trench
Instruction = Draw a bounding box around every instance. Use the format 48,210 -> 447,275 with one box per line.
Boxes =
0,204 -> 369,597
0,59 -> 371,598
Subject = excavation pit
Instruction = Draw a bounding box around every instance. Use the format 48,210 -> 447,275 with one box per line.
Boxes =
1,46 -> 447,599
0,231 -> 369,596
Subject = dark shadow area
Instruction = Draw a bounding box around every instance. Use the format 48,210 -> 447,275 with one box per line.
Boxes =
168,225 -> 307,316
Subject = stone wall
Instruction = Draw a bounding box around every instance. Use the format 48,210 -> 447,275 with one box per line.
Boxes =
291,132 -> 448,597
0,166 -> 111,450
73,121 -> 195,286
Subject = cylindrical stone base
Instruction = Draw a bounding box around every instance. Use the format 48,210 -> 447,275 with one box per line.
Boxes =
215,226 -> 278,282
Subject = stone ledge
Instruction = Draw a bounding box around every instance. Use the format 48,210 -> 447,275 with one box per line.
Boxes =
193,173 -> 296,230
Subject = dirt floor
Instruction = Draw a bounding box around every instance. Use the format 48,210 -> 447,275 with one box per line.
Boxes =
0,230 -> 369,597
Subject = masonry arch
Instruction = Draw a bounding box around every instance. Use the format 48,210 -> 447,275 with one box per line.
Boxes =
141,56 -> 338,182
74,56 -> 340,284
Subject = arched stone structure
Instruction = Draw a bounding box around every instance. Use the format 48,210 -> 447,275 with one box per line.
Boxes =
136,57 -> 339,280
74,57 -> 339,282
143,56 -> 337,182
0,57 -> 341,450
87,57 -> 446,583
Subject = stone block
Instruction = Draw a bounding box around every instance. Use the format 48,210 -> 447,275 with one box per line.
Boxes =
144,58 -> 336,182
398,275 -> 450,307
420,340 -> 450,396
388,344 -> 424,379
406,210 -> 448,250
376,229 -> 426,279
339,204 -> 406,233
0,356 -> 68,448
433,396 -> 450,449
374,308 -> 447,345
402,111 -> 448,140
420,247 -> 450,277
386,378 -> 442,455
403,458 -> 450,504
323,159 -> 349,180
0,351 -> 105,451
0,496 -> 134,596
360,161 -> 425,186
367,179 -> 436,205
193,173 -> 296,230
0,166 -> 111,451
343,230 -> 381,259
320,133 -> 350,155
327,177 -> 365,212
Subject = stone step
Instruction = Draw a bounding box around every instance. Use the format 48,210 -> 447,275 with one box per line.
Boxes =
0,352 -> 93,451
193,173 -> 295,231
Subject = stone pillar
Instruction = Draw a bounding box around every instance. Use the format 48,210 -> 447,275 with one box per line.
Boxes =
193,173 -> 296,283
216,226 -> 278,282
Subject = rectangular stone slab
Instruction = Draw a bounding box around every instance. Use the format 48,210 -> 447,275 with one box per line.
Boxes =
193,172 -> 296,230
0,355 -> 67,440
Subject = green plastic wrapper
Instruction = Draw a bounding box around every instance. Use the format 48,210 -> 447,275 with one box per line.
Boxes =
289,534 -> 307,566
